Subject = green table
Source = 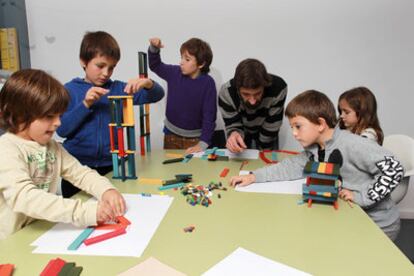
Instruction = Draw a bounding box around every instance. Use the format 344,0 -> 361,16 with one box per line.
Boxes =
1,150 -> 413,275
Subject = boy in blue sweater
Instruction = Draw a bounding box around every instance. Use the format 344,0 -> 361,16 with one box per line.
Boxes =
230,90 -> 403,240
148,37 -> 217,153
57,31 -> 164,198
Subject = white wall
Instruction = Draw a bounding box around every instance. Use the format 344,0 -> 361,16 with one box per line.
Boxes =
26,0 -> 414,212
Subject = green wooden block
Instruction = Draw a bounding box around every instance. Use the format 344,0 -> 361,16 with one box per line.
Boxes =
58,262 -> 75,276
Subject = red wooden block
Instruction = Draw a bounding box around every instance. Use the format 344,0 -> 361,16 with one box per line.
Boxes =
117,215 -> 131,226
109,126 -> 115,151
140,136 -> 145,156
40,258 -> 66,276
95,223 -> 123,231
307,198 -> 313,208
84,227 -> 126,246
333,200 -> 339,210
0,264 -> 15,276
325,162 -> 334,175
117,127 -> 125,157
220,168 -> 229,177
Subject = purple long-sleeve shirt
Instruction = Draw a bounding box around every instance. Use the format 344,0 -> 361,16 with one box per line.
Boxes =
148,48 -> 217,148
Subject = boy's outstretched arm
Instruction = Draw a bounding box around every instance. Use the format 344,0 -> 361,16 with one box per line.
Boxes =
147,38 -> 177,81
253,153 -> 308,183
229,174 -> 256,187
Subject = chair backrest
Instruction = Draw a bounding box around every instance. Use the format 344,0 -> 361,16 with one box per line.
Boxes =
383,134 -> 414,174
383,134 -> 414,203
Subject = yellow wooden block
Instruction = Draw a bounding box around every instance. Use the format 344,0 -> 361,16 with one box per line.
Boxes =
108,95 -> 133,99
165,153 -> 183,158
317,162 -> 326,174
137,178 -> 164,185
111,150 -> 135,154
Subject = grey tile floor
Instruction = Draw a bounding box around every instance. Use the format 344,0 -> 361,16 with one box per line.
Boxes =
395,219 -> 414,263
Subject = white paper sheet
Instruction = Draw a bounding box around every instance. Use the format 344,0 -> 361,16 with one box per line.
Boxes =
192,149 -> 259,159
31,194 -> 173,257
202,247 -> 311,276
236,171 -> 304,195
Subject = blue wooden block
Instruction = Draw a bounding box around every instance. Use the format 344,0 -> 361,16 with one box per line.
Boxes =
68,228 -> 94,250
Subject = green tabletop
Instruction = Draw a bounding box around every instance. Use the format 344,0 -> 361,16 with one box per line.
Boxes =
1,150 -> 413,275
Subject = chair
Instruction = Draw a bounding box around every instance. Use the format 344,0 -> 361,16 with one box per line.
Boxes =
382,134 -> 414,203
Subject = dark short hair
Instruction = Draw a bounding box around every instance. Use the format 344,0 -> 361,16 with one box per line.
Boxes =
0,69 -> 70,133
180,38 -> 213,74
285,90 -> 337,128
80,31 -> 120,63
234,59 -> 272,90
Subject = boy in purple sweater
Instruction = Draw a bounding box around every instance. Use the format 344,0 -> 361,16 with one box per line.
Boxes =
148,37 -> 217,153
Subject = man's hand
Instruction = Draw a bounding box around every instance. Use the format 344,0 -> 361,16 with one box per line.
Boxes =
226,131 -> 247,153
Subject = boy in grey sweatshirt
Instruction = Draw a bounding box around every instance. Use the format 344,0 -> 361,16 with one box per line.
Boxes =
230,90 -> 404,240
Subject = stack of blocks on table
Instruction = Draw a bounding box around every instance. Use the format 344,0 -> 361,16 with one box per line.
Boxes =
108,95 -> 137,181
302,161 -> 341,209
40,258 -> 82,276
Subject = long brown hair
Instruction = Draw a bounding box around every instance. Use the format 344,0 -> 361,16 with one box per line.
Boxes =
338,87 -> 384,144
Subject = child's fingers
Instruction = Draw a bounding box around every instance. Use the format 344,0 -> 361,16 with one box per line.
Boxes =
111,197 -> 126,217
97,201 -> 115,222
93,87 -> 109,95
229,176 -> 242,187
123,83 -> 133,94
149,38 -> 163,48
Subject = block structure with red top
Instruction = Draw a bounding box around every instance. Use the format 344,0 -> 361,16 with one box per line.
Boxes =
302,161 -> 341,209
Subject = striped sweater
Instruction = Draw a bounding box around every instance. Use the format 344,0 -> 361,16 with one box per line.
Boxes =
218,74 -> 287,149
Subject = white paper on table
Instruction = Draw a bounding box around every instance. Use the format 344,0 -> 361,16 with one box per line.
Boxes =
236,171 -> 304,195
31,194 -> 173,257
191,149 -> 259,159
202,247 -> 312,276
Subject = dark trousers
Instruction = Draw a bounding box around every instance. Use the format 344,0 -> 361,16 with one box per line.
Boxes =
61,165 -> 113,198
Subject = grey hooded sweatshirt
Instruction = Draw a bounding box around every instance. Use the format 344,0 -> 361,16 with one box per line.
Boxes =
253,127 -> 404,230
